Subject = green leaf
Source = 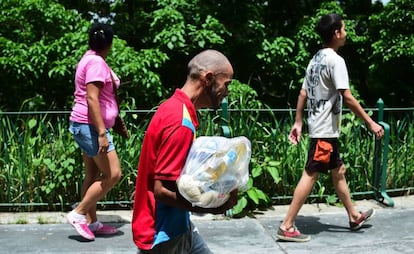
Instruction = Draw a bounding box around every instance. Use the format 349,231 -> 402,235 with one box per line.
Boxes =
231,196 -> 248,215
266,166 -> 281,184
28,118 -> 37,129
268,160 -> 281,167
247,188 -> 260,204
32,158 -> 41,167
251,166 -> 262,178
325,194 -> 338,205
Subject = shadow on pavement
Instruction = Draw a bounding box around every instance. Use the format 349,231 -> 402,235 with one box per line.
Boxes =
294,215 -> 373,236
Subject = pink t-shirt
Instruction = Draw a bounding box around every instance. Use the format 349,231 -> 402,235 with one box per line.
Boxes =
70,50 -> 120,128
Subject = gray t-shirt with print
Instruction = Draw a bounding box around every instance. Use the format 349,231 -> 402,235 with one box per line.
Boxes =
302,48 -> 350,138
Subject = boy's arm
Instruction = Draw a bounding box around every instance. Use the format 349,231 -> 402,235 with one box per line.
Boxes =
340,89 -> 384,139
289,88 -> 307,145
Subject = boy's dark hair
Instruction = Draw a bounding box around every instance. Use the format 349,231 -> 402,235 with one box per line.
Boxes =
316,13 -> 343,44
88,23 -> 114,52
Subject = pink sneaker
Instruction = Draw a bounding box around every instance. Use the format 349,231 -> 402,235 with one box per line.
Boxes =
92,222 -> 118,235
66,212 -> 95,241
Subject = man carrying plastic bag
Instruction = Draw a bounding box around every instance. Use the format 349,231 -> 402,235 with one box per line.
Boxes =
132,50 -> 240,254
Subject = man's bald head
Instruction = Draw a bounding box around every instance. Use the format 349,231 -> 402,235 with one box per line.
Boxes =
187,49 -> 231,80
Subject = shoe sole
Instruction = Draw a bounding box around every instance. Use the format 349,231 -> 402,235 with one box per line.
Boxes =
277,234 -> 311,242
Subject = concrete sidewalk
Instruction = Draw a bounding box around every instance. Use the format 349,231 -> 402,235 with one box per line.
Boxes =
1,195 -> 413,253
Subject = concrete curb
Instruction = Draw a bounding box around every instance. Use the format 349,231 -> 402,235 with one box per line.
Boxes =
1,195 -> 413,225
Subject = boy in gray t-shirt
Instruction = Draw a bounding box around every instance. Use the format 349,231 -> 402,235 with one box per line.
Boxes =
277,13 -> 384,242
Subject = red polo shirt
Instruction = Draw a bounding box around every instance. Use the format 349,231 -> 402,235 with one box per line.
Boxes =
132,89 -> 199,250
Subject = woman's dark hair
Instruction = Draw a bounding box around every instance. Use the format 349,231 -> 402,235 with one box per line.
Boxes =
316,13 -> 343,44
88,23 -> 114,52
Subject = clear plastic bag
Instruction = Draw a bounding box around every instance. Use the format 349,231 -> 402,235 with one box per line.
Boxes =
177,136 -> 251,208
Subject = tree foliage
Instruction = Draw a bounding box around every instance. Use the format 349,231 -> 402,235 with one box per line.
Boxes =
0,0 -> 167,111
0,0 -> 85,110
368,0 -> 414,105
1,0 -> 414,111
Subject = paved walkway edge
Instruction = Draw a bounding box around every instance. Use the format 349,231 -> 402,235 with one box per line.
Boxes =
1,195 -> 413,224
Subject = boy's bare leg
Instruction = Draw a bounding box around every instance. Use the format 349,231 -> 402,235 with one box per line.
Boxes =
331,164 -> 362,222
280,170 -> 319,231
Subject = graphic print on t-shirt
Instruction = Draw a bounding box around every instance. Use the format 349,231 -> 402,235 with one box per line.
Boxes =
305,50 -> 341,118
306,51 -> 328,117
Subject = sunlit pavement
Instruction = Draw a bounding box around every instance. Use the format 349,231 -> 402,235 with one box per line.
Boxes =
1,195 -> 413,254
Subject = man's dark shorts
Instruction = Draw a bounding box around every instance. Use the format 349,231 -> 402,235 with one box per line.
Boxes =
305,138 -> 344,174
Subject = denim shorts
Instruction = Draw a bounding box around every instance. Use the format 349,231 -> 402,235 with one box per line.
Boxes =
69,121 -> 115,157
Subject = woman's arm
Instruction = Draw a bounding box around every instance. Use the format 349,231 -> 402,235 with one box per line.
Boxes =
86,82 -> 109,152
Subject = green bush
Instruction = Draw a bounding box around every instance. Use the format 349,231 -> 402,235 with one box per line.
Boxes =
1,90 -> 414,214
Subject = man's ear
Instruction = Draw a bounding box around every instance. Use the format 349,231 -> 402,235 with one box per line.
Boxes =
204,72 -> 214,86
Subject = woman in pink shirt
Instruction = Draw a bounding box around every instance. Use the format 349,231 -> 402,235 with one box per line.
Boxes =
67,23 -> 122,241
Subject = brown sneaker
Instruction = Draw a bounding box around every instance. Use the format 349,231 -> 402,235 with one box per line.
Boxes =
349,208 -> 375,231
277,226 -> 311,242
